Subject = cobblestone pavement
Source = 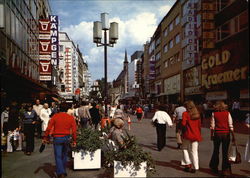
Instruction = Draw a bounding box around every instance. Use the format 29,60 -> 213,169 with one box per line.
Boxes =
2,113 -> 250,178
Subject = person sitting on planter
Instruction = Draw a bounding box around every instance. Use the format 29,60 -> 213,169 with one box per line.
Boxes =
109,118 -> 125,148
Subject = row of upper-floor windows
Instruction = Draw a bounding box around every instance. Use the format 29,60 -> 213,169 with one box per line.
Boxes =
163,15 -> 180,37
216,10 -> 248,41
164,52 -> 180,68
163,33 -> 180,53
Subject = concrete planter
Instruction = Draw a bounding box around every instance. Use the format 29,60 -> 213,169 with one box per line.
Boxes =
72,149 -> 101,169
114,161 -> 147,177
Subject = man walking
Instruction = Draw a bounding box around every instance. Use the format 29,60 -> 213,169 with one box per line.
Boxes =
33,99 -> 43,138
173,102 -> 187,149
78,101 -> 91,129
42,102 -> 77,178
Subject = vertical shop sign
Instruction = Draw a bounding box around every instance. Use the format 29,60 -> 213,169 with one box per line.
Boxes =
50,15 -> 59,67
39,19 -> 51,81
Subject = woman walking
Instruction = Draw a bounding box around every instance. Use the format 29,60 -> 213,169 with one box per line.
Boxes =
181,100 -> 202,173
209,101 -> 233,176
23,104 -> 37,155
151,105 -> 173,151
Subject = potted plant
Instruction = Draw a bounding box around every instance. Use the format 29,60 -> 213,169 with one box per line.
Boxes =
72,128 -> 104,169
103,131 -> 156,177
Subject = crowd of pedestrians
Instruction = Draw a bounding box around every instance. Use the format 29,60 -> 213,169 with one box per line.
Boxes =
1,98 -> 249,178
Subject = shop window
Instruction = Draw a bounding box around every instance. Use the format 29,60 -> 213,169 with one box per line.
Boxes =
239,11 -> 248,30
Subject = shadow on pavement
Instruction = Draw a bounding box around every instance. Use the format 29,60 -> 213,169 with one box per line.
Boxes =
155,160 -> 183,171
34,162 -> 57,178
240,169 -> 250,175
138,143 -> 158,151
166,145 -> 179,150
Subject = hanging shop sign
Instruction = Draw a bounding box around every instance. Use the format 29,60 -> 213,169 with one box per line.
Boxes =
39,19 -> 51,81
50,15 -> 59,67
184,66 -> 203,95
201,50 -> 248,89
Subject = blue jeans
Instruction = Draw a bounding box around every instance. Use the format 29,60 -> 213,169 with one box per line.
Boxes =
53,136 -> 70,175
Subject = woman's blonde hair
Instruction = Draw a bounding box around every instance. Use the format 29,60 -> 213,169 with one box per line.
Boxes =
213,101 -> 228,111
113,118 -> 124,129
184,100 -> 200,119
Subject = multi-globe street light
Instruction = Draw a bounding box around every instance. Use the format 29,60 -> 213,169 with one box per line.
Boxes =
93,13 -> 118,117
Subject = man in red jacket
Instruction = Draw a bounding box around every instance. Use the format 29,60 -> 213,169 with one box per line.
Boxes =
42,102 -> 77,178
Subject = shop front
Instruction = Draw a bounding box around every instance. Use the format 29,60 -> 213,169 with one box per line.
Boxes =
201,40 -> 249,119
183,65 -> 204,104
163,74 -> 181,104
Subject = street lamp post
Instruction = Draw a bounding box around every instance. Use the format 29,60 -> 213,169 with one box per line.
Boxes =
93,13 -> 118,117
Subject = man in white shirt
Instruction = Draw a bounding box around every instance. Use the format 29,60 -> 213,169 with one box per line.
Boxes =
152,105 -> 173,151
40,103 -> 51,135
33,99 -> 43,138
173,103 -> 186,149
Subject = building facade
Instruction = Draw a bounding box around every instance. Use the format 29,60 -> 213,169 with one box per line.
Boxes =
0,0 -> 55,104
58,32 -> 90,102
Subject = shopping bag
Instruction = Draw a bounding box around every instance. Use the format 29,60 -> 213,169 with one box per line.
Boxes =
228,132 -> 241,164
244,135 -> 250,162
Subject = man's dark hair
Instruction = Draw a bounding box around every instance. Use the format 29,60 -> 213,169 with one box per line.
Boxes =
60,102 -> 70,112
81,101 -> 87,106
158,105 -> 166,111
92,103 -> 97,108
117,105 -> 120,109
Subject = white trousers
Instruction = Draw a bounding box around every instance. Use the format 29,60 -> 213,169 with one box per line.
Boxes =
181,139 -> 199,170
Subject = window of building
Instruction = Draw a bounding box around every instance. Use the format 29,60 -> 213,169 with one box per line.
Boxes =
174,52 -> 180,62
169,39 -> 173,49
164,27 -> 168,37
156,37 -> 161,47
239,11 -> 248,30
169,22 -> 173,31
59,45 -> 64,51
175,34 -> 180,44
164,60 -> 168,68
164,44 -> 168,53
155,52 -> 161,61
221,22 -> 230,39
175,15 -> 180,25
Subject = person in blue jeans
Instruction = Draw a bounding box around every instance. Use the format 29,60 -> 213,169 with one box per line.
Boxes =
43,103 -> 77,178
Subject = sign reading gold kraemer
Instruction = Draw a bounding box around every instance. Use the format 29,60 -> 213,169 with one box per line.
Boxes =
202,50 -> 248,89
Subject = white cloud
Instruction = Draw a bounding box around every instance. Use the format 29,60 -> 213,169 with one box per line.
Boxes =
61,12 -> 157,81
159,5 -> 172,16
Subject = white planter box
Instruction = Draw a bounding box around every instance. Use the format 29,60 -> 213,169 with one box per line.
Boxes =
72,149 -> 101,169
114,161 -> 147,177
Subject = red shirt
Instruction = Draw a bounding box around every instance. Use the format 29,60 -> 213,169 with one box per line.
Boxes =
44,112 -> 77,143
136,107 -> 143,113
181,111 -> 202,142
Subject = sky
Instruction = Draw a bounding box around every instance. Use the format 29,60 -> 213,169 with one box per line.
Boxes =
50,0 -> 176,82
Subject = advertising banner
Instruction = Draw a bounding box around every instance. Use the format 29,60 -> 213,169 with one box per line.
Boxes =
49,15 -> 59,67
39,19 -> 51,81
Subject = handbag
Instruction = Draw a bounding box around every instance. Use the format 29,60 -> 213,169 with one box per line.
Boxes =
228,132 -> 241,164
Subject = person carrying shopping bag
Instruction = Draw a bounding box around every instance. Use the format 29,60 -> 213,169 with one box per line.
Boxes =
209,100 -> 233,177
181,100 -> 202,173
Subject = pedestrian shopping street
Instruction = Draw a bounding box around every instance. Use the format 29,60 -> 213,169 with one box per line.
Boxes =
2,114 -> 250,178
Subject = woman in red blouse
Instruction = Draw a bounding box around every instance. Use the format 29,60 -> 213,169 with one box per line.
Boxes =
181,100 -> 202,173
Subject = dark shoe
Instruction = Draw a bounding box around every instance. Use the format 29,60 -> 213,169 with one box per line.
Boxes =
177,144 -> 182,149
184,167 -> 191,172
210,167 -> 219,174
58,174 -> 65,178
190,169 -> 197,173
26,152 -> 31,156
